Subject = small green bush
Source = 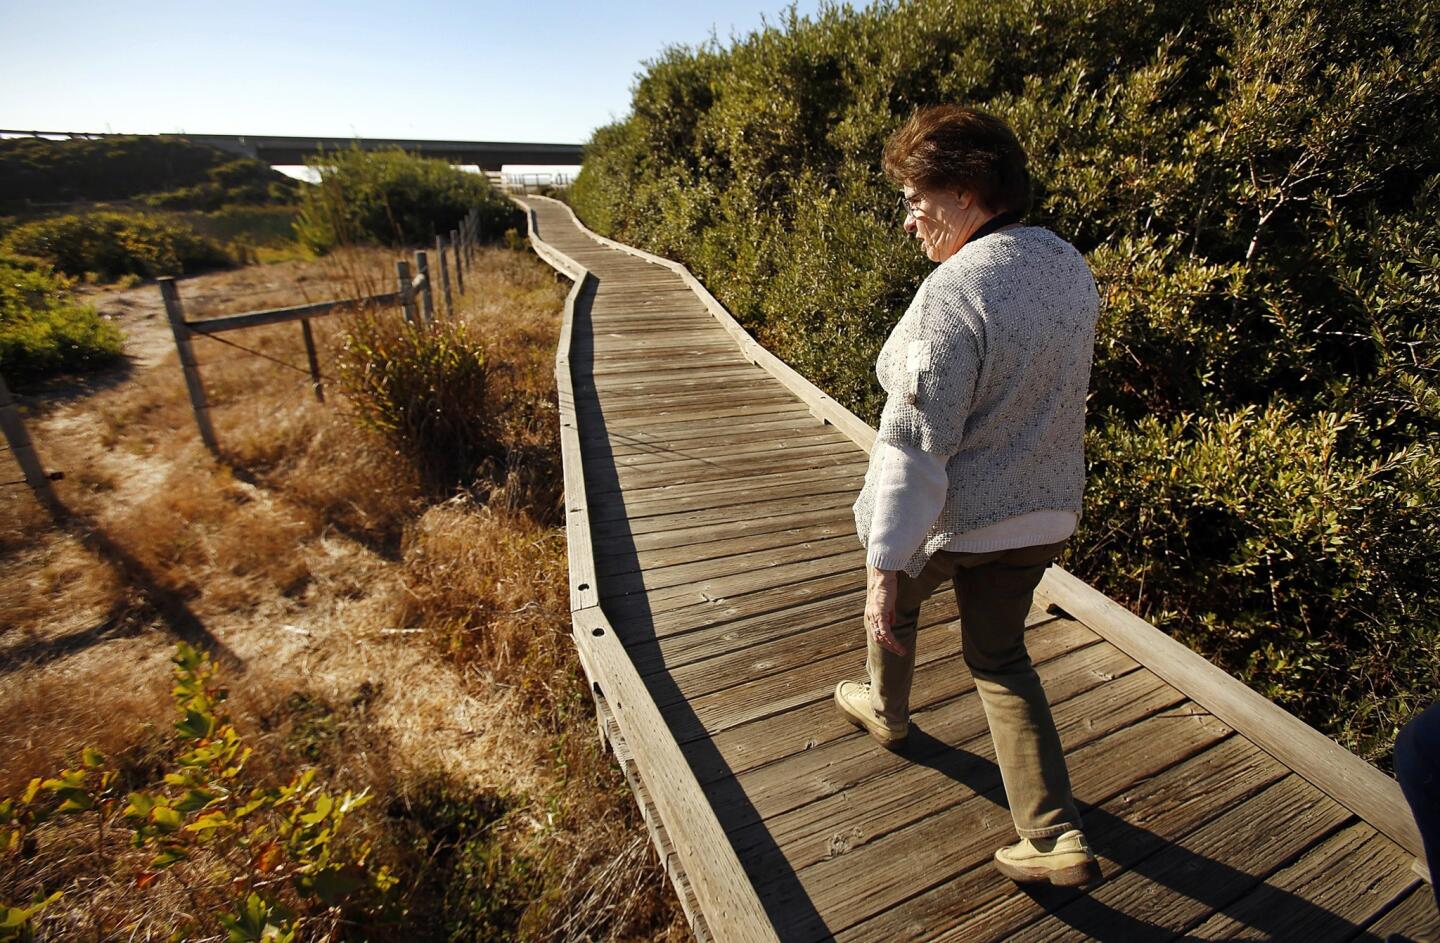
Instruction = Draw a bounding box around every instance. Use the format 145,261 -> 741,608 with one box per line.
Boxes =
0,255 -> 124,381
294,147 -> 520,253
0,643 -> 398,942
335,311 -> 504,492
2,212 -> 232,282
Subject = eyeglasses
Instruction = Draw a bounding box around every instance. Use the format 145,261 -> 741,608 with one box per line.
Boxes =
897,191 -> 925,217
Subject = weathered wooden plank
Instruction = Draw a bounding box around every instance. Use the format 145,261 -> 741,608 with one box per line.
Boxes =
602,566 -> 869,642
1182,819 -> 1419,941
575,385 -> 799,416
571,606 -> 779,941
732,643 -> 1151,872
594,432 -> 853,467
595,511 -> 855,579
578,404 -> 822,440
1361,883 -> 1440,941
1041,565 -> 1424,859
730,651 -> 1162,825
599,536 -> 860,605
591,491 -> 856,543
595,444 -> 860,493
575,399 -> 812,428
846,731 -> 1285,943
752,670 -> 1188,939
628,596 -> 1049,682
595,688 -> 714,943
597,536 -> 860,610
689,617 -> 1101,783
605,429 -> 848,465
593,417 -> 837,455
594,503 -> 855,561
594,461 -> 867,515
1020,773 -> 1353,941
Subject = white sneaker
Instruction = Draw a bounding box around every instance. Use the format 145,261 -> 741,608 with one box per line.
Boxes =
993,828 -> 1103,887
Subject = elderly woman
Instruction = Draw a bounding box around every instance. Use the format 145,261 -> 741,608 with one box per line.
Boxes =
836,105 -> 1103,888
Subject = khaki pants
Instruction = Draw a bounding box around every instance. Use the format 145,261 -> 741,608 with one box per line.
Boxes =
866,540 -> 1082,839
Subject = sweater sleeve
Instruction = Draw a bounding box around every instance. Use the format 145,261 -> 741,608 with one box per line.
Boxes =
865,440 -> 950,571
876,273 -> 984,459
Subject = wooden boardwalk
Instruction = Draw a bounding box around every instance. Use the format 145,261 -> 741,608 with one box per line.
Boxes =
516,194 -> 1437,943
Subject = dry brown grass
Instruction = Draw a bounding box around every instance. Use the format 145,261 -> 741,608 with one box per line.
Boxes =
0,243 -> 688,940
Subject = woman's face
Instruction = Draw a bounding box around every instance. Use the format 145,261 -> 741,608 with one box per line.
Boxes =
901,182 -> 989,263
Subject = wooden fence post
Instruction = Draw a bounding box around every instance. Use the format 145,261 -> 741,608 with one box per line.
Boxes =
435,234 -> 453,316
396,259 -> 417,324
160,277 -> 219,453
451,228 -> 464,295
300,319 -> 324,402
0,372 -> 61,509
415,250 -> 435,323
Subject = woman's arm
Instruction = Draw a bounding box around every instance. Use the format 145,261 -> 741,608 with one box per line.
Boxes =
863,440 -> 948,656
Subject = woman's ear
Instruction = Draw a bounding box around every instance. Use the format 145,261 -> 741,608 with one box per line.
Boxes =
956,189 -> 974,211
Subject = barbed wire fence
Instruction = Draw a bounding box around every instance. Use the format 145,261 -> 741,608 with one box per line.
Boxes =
1,205 -> 486,504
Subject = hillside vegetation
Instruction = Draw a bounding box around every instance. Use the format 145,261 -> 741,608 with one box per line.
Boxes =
570,0 -> 1440,765
0,135 -> 299,211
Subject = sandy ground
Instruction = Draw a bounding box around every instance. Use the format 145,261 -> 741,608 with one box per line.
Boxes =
5,250 -> 557,802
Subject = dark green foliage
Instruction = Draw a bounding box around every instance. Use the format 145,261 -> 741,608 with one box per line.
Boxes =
334,312 -> 504,493
0,135 -> 298,210
571,0 -> 1440,764
0,254 -> 124,381
294,148 -> 520,252
2,211 -> 233,282
142,158 -> 300,211
383,779 -> 535,941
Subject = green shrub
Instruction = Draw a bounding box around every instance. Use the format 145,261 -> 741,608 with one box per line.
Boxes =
570,0 -> 1440,765
2,211 -> 232,282
334,311 -> 504,492
143,159 -> 299,212
0,255 -> 124,381
0,643 -> 398,942
294,147 -> 520,253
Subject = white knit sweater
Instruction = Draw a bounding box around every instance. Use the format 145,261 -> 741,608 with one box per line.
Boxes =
852,224 -> 1100,578
864,440 -> 1076,571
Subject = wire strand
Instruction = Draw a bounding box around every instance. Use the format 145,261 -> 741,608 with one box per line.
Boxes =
192,331 -> 314,376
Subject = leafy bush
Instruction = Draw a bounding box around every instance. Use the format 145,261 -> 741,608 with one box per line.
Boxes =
334,311 -> 504,492
2,211 -> 232,282
570,0 -> 1440,764
0,643 -> 398,942
0,255 -> 124,381
294,147 -> 521,253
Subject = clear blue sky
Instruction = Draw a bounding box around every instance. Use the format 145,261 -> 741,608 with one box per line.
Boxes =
0,0 -> 827,144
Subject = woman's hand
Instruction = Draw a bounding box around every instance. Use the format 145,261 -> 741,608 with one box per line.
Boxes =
866,565 -> 907,656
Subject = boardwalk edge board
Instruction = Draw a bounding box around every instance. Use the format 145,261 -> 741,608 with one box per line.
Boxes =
516,194 -> 1430,938
518,197 -> 781,943
1040,565 -> 1426,865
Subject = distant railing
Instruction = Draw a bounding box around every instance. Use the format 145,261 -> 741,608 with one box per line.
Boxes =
504,171 -> 576,193
164,206 -> 485,453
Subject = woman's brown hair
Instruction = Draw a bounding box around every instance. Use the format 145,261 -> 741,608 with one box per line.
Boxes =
882,105 -> 1033,215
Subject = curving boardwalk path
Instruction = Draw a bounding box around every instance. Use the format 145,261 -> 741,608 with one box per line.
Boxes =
515,194 -> 1437,943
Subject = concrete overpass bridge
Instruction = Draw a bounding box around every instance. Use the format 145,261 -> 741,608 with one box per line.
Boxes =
0,129 -> 582,169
